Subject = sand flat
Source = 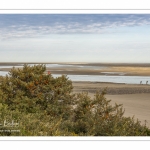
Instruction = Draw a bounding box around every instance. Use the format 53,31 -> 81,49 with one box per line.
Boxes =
106,94 -> 150,127
1,62 -> 150,127
1,62 -> 150,76
73,81 -> 150,127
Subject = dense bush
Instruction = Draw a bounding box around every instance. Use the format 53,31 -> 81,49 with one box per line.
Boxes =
0,64 -> 149,136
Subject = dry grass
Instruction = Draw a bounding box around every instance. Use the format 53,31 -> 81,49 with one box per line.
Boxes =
105,67 -> 150,76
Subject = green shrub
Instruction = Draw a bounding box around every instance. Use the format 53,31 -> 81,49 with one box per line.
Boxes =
0,64 -> 74,113
0,64 -> 149,136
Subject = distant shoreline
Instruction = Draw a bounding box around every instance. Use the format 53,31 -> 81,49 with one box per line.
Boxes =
0,62 -> 150,76
0,63 -> 150,127
1,62 -> 150,66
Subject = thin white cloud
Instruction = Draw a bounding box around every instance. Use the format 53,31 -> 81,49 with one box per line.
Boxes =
0,14 -> 150,40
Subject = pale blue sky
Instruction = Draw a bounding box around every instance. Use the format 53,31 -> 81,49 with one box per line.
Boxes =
0,14 -> 150,63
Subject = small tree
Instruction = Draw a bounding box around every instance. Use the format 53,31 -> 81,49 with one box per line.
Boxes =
60,90 -> 150,136
0,64 -> 74,115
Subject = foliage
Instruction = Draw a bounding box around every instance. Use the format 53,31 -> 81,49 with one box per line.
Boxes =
0,64 -> 149,136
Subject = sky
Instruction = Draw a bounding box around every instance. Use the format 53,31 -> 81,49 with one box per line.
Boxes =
0,14 -> 150,63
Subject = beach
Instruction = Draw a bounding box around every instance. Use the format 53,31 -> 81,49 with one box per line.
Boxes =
58,63 -> 150,127
73,81 -> 150,127
0,62 -> 150,127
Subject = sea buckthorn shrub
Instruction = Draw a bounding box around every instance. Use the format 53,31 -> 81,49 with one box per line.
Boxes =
0,64 -> 149,136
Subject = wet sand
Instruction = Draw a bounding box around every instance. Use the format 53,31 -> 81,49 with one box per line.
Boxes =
73,81 -> 150,127
46,62 -> 150,76
106,94 -> 150,127
1,62 -> 150,76
73,81 -> 150,94
47,65 -> 150,76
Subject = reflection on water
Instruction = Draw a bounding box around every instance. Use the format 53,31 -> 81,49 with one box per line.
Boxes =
0,71 -> 150,84
46,64 -> 74,67
53,74 -> 150,85
101,72 -> 126,75
0,71 -> 9,76
0,64 -> 107,70
0,64 -> 150,85
0,65 -> 23,68
46,64 -> 106,70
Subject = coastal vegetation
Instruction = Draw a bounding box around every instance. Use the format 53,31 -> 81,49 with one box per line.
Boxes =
0,64 -> 149,136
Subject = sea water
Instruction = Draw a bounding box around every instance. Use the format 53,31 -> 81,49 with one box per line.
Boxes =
0,71 -> 150,84
0,64 -> 150,84
52,74 -> 150,85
